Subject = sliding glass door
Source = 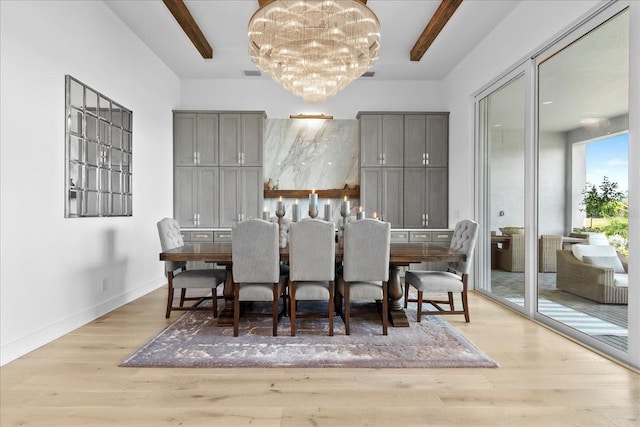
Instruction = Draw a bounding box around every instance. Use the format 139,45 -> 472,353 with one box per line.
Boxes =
537,8 -> 630,351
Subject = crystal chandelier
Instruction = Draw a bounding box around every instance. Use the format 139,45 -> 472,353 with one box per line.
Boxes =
248,0 -> 380,104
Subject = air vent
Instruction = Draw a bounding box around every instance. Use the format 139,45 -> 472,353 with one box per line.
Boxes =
361,71 -> 375,77
243,70 -> 262,77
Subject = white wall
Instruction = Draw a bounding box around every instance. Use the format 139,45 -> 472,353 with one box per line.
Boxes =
443,1 -> 601,224
180,78 -> 447,119
0,1 -> 180,365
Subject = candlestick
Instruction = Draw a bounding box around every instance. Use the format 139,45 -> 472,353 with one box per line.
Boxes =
277,196 -> 284,213
292,199 -> 300,222
324,200 -> 332,222
262,207 -> 269,221
356,206 -> 365,220
340,197 -> 350,230
275,201 -> 287,248
309,189 -> 318,218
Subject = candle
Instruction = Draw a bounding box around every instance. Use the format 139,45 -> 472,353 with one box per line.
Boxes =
341,195 -> 350,218
309,189 -> 318,214
262,207 -> 269,221
356,206 -> 365,220
373,211 -> 378,220
277,196 -> 284,213
292,199 -> 300,222
324,200 -> 332,221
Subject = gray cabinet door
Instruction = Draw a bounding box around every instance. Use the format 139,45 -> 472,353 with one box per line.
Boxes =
196,114 -> 218,166
219,114 -> 242,166
360,115 -> 382,167
425,168 -> 448,228
403,114 -> 426,167
425,114 -> 448,168
174,167 -> 197,227
174,113 -> 196,166
360,167 -> 404,227
240,114 -> 263,166
382,167 -> 404,227
360,114 -> 404,167
219,167 -> 263,227
219,113 -> 263,166
174,167 -> 218,227
403,167 -> 426,228
382,115 -> 404,167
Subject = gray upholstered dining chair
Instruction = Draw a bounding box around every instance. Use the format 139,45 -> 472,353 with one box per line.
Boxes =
231,218 -> 287,337
288,218 -> 336,336
336,218 -> 391,335
404,219 -> 479,322
157,218 -> 226,318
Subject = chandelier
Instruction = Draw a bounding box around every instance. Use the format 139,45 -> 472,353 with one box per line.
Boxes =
248,0 -> 380,104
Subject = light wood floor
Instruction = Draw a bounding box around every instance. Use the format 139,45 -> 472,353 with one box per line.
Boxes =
1,288 -> 639,427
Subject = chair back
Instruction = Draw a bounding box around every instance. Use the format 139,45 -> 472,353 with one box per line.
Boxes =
343,219 -> 390,282
289,219 -> 335,282
448,219 -> 479,275
232,219 -> 279,283
157,217 -> 186,273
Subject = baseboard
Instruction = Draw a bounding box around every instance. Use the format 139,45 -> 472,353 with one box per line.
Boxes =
0,277 -> 165,366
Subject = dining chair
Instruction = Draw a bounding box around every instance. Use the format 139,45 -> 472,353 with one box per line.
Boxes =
288,218 -> 336,336
231,218 -> 287,337
336,218 -> 391,335
157,218 -> 226,318
404,219 -> 479,322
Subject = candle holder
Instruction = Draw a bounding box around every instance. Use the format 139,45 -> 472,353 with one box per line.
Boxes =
308,209 -> 318,219
276,205 -> 287,248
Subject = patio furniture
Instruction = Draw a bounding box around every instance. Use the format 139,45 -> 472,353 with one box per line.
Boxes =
538,234 -> 563,272
496,234 -> 524,272
556,245 -> 628,304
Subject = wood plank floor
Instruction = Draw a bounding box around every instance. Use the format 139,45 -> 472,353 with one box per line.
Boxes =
1,288 -> 639,426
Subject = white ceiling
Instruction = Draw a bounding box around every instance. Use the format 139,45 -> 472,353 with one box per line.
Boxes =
105,0 -> 519,81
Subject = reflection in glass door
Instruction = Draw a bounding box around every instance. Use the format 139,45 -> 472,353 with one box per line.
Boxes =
537,9 -> 629,351
477,74 -> 526,306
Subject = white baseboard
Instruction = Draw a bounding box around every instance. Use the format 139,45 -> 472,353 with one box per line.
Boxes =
0,278 -> 165,366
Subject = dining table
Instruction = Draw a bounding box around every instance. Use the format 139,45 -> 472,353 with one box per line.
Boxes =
160,241 -> 467,327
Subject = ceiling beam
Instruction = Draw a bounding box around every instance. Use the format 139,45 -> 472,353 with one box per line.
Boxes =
410,0 -> 462,62
163,0 -> 213,59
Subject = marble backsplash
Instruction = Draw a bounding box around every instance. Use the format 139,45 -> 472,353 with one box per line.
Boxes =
262,118 -> 360,223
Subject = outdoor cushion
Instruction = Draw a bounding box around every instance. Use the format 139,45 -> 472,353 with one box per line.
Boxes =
571,244 -> 617,261
583,255 -> 625,273
614,274 -> 629,288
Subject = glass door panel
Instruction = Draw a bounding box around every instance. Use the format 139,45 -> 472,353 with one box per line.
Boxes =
537,9 -> 629,351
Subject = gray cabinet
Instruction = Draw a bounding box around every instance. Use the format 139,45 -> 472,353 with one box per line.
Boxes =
219,167 -> 264,227
174,113 -> 218,167
403,167 -> 448,228
219,113 -> 264,166
360,167 -> 404,227
174,167 -> 218,227
359,114 -> 404,167
358,112 -> 449,229
404,114 -> 448,168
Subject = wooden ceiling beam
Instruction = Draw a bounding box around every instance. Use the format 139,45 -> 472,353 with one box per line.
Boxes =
163,0 -> 213,59
410,0 -> 462,62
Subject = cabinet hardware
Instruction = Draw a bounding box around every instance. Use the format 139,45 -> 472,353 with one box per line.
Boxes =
437,234 -> 449,239
425,152 -> 430,165
217,234 -> 231,238
194,234 -> 208,238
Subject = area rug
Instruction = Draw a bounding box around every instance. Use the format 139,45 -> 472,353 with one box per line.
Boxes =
507,297 -> 628,336
119,303 -> 498,368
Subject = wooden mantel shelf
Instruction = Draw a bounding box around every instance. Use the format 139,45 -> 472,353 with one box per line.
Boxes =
264,188 -> 360,199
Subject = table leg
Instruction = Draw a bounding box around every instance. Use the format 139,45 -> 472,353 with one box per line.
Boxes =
388,264 -> 409,327
217,265 -> 234,326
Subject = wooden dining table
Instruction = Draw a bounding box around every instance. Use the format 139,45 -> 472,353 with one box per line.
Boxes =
160,242 -> 467,327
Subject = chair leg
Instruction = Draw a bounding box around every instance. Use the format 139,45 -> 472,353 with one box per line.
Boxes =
462,290 -> 470,322
448,292 -> 455,310
272,283 -> 279,337
344,281 -> 351,335
382,281 -> 388,335
179,288 -> 186,307
165,273 -> 175,319
233,283 -> 240,337
404,282 -> 409,308
416,290 -> 423,322
290,281 -> 296,336
212,287 -> 218,318
328,281 -> 334,336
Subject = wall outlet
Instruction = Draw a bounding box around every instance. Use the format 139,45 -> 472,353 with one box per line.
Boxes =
101,278 -> 108,291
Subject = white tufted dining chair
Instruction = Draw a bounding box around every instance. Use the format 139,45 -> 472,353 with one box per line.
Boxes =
404,219 -> 479,322
157,218 -> 227,318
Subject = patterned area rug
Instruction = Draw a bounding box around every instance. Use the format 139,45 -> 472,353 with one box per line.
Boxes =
120,303 -> 498,368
